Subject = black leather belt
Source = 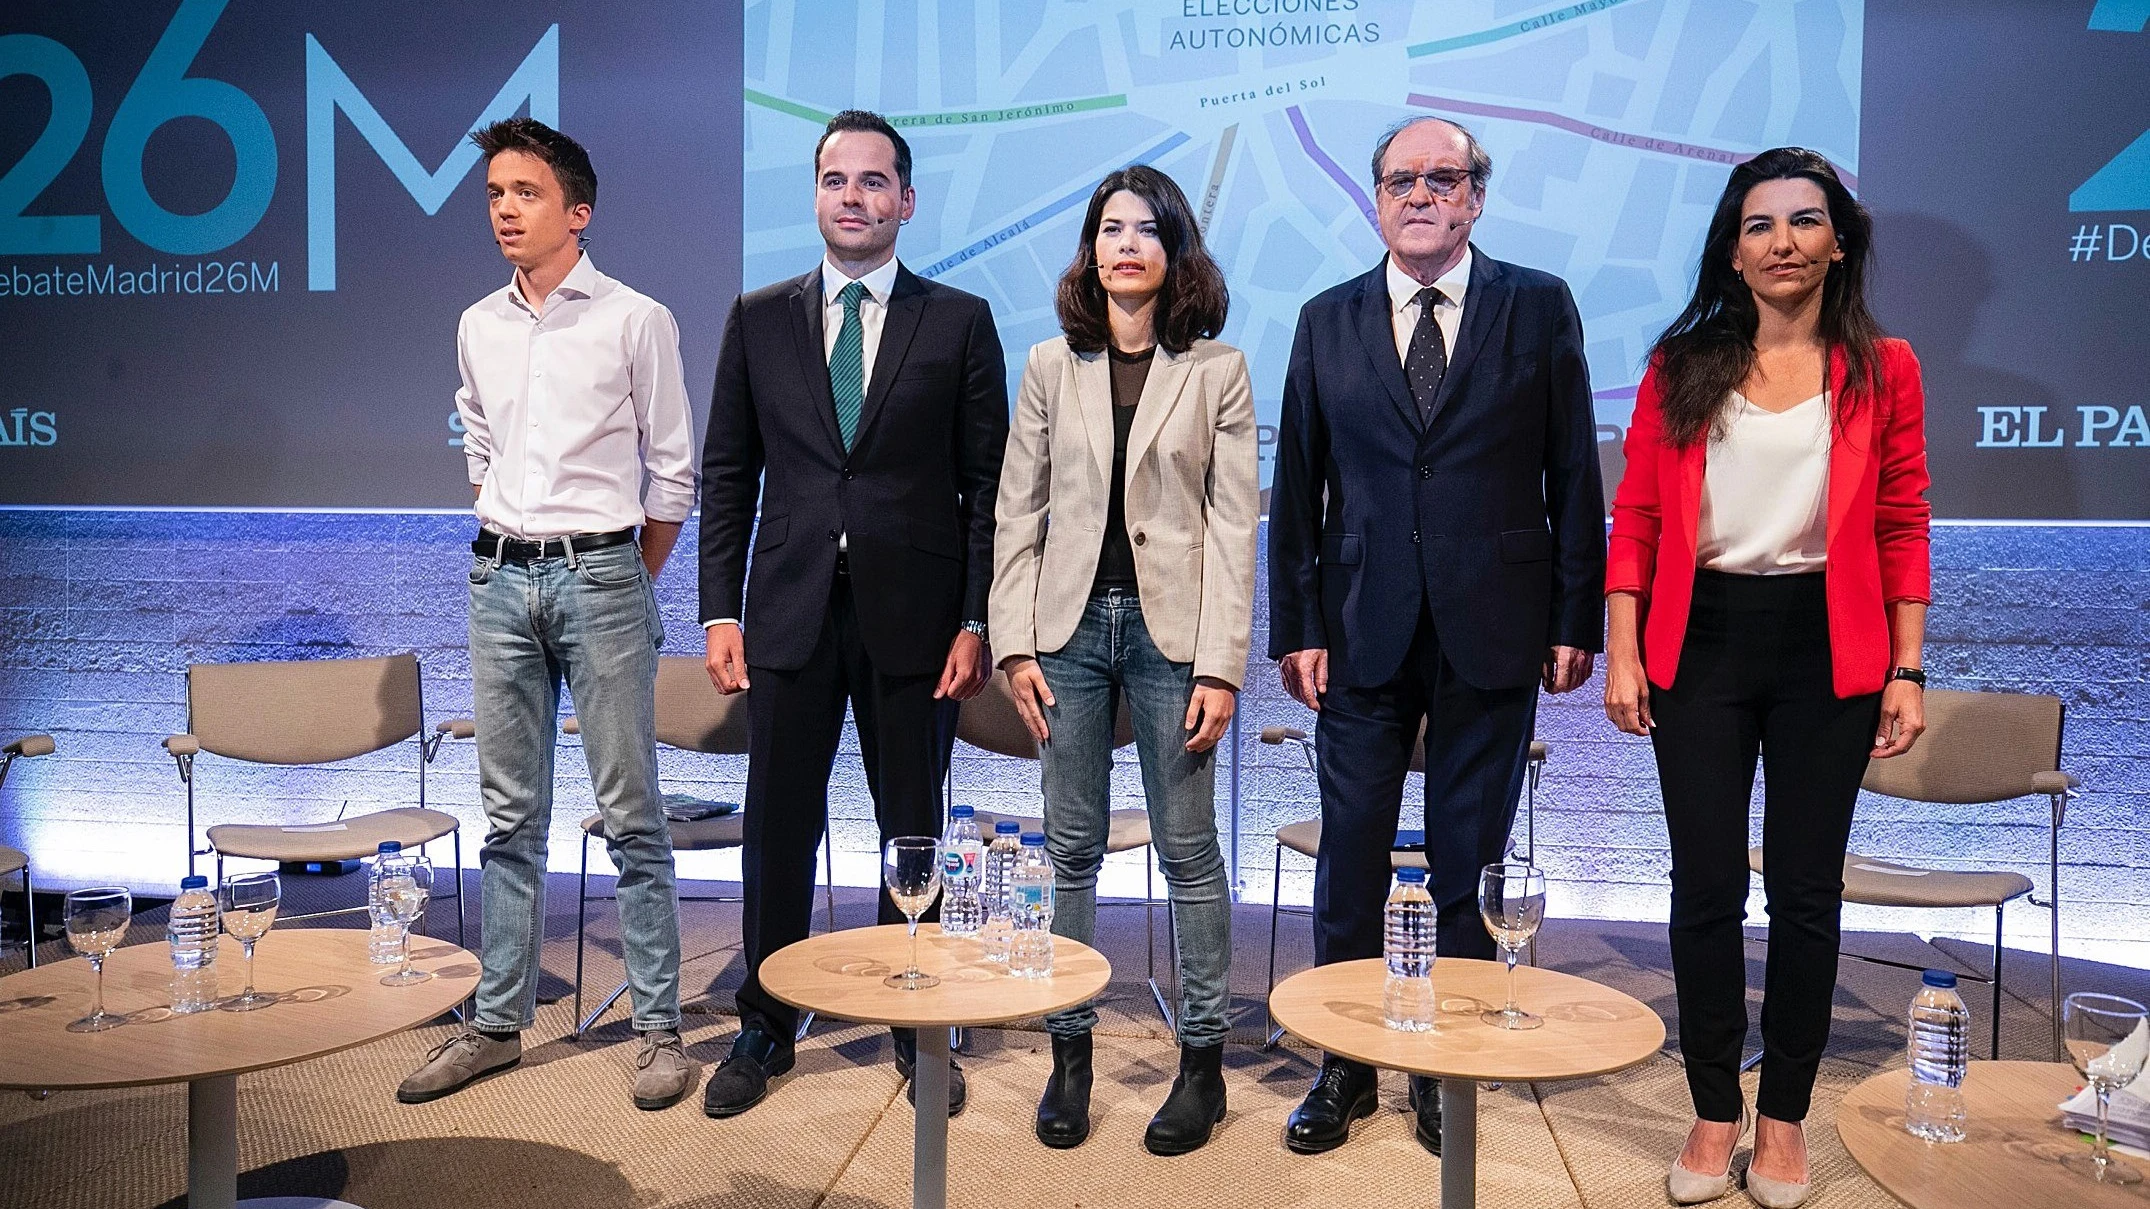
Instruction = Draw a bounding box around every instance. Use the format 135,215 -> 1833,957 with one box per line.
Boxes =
472,527 -> 636,563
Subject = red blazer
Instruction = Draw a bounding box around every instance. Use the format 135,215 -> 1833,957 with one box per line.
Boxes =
1606,338 -> 1932,698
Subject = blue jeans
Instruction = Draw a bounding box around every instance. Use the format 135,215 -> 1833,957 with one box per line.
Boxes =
466,539 -> 681,1033
1036,589 -> 1232,1046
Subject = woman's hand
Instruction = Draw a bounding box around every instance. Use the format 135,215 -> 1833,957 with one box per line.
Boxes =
1871,679 -> 1925,758
1002,656 -> 1054,744
1603,651 -> 1654,736
1184,678 -> 1236,753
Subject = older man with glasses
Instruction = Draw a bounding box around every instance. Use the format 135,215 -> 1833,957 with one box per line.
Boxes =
1266,115 -> 1605,1157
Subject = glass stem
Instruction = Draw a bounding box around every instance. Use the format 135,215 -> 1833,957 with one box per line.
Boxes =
908,917 -> 921,978
2095,1084 -> 2114,1170
398,925 -> 414,980
90,955 -> 105,1017
242,939 -> 257,998
1506,946 -> 1520,1013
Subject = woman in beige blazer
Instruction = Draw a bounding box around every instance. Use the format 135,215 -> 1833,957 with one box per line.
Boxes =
990,165 -> 1258,1156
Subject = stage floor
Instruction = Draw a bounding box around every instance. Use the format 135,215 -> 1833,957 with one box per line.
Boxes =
5,871 -> 2140,1209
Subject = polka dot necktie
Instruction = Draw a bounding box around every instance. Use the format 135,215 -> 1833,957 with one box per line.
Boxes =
1403,285 -> 1448,426
829,280 -> 868,450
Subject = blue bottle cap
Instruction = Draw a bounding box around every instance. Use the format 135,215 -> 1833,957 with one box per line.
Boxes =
951,804 -> 974,818
377,841 -> 402,854
995,821 -> 1021,834
1020,832 -> 1045,846
1396,867 -> 1427,884
1922,969 -> 1957,988
180,875 -> 208,890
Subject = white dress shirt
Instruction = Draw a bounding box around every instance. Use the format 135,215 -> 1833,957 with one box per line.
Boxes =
1697,391 -> 1831,575
457,254 -> 696,540
1387,246 -> 1472,368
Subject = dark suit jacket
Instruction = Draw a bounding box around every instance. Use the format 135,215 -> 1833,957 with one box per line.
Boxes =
1267,249 -> 1605,691
698,263 -> 1009,677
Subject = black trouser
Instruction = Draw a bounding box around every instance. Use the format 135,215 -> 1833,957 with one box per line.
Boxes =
1314,609 -> 1539,970
733,573 -> 958,1040
1650,570 -> 1881,1124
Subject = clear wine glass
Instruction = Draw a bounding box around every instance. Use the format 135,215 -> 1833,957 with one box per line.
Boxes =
63,887 -> 133,1033
219,872 -> 282,1011
2063,992 -> 2149,1184
379,856 -> 434,987
1479,862 -> 1548,1030
883,837 -> 942,991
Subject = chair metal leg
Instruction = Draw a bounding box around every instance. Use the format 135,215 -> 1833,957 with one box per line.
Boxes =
578,980 -> 633,1038
2047,791 -> 2064,1063
19,864 -> 33,969
1144,850 -> 1176,1033
822,827 -> 838,934
1992,904 -> 2006,1060
451,829 -> 467,947
1265,843 -> 1286,1049
574,833 -> 591,1037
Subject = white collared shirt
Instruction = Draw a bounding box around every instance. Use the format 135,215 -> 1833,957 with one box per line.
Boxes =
456,254 -> 697,540
822,254 -> 902,385
1387,246 -> 1472,368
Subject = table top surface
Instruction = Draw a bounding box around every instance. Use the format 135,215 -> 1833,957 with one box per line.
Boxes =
758,924 -> 1110,1029
0,929 -> 476,1090
1837,1061 -> 2150,1209
1268,957 -> 1665,1082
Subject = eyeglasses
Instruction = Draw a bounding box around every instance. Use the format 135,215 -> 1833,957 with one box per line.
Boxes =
1379,169 -> 1477,201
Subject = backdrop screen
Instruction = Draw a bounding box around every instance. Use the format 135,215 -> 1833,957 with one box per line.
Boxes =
3,1 -> 2145,518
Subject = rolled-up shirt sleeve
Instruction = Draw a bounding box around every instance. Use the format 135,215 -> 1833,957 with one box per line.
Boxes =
455,312 -> 492,488
633,302 -> 698,524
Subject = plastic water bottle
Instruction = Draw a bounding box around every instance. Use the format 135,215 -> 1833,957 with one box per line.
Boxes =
167,874 -> 221,1013
939,806 -> 984,937
1905,968 -> 1969,1142
1383,866 -> 1437,1032
980,820 -> 1022,963
1008,832 -> 1056,978
368,841 -> 409,964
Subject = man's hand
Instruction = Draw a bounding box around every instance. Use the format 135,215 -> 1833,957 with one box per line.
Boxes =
935,629 -> 990,701
1542,645 -> 1594,694
1871,680 -> 1926,758
1002,656 -> 1054,743
705,624 -> 749,694
638,520 -> 683,580
1184,678 -> 1236,753
1279,648 -> 1328,711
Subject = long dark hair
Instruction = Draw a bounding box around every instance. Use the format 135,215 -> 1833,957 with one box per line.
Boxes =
1648,147 -> 1884,447
1055,166 -> 1229,354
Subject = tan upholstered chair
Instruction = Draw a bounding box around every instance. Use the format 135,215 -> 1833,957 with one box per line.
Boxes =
162,654 -> 468,942
1258,722 -> 1549,1044
1,734 -> 55,968
1748,687 -> 2076,1059
950,671 -> 1173,1021
564,656 -> 835,1037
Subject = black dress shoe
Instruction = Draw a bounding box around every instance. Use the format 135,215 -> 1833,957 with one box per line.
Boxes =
892,1028 -> 967,1118
1284,1056 -> 1378,1154
1035,1032 -> 1093,1148
1144,1041 -> 1227,1156
1408,1073 -> 1443,1157
703,1028 -> 795,1118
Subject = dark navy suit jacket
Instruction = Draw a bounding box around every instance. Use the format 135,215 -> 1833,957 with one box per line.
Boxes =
1267,249 -> 1605,691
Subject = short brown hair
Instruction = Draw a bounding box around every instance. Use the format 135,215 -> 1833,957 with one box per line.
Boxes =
470,118 -> 597,211
1055,166 -> 1229,355
815,109 -> 912,190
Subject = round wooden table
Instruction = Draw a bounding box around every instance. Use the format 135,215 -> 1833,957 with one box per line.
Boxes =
0,928 -> 477,1209
1269,957 -> 1665,1209
759,923 -> 1110,1209
1838,1061 -> 2150,1208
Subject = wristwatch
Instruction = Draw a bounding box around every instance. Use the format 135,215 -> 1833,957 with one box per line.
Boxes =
962,620 -> 988,641
1888,666 -> 1927,687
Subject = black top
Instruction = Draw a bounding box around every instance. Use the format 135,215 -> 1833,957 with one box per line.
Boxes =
1091,344 -> 1156,591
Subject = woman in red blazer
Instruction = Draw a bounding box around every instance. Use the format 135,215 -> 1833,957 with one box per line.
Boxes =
1604,148 -> 1931,1209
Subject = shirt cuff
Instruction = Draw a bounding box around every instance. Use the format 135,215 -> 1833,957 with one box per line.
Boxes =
641,479 -> 696,526
702,619 -> 740,629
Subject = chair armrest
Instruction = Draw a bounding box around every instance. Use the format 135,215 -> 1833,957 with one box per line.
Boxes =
1259,725 -> 1308,744
435,719 -> 476,741
562,717 -> 580,736
1528,739 -> 1549,762
3,734 -> 55,758
2031,771 -> 2078,796
163,735 -> 200,757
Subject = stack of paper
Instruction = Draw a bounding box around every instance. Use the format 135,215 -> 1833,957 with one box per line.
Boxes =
2058,1017 -> 2150,1156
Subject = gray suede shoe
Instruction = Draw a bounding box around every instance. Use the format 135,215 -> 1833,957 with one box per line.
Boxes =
631,1029 -> 697,1110
397,1029 -> 521,1104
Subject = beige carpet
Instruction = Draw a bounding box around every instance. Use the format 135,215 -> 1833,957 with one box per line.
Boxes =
3,871 -> 2144,1209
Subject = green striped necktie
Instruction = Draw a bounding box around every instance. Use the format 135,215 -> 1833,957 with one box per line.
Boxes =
829,280 -> 867,449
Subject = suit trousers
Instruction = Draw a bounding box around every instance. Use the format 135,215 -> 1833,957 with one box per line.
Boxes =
1649,569 -> 1882,1124
733,572 -> 959,1039
1313,610 -> 1539,971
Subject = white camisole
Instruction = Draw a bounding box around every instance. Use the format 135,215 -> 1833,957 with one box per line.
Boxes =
1695,391 -> 1830,575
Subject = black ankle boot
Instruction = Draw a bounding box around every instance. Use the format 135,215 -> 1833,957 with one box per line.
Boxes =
1035,1032 -> 1093,1148
1144,1041 -> 1227,1156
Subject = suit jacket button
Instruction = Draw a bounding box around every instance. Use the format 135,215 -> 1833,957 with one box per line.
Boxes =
827,529 -> 839,541
1420,465 -> 1432,479
1133,531 -> 1146,546
842,469 -> 855,480
1412,530 -> 1421,544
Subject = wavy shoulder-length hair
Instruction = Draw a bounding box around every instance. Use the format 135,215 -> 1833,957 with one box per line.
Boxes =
1648,147 -> 1885,448
1055,165 -> 1229,354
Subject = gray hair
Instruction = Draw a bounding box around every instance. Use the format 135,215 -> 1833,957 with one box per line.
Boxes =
1369,116 -> 1492,194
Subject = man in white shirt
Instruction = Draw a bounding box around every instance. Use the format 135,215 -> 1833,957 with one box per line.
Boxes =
399,118 -> 697,1111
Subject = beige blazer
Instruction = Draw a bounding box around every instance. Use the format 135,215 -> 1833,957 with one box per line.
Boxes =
990,335 -> 1259,687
